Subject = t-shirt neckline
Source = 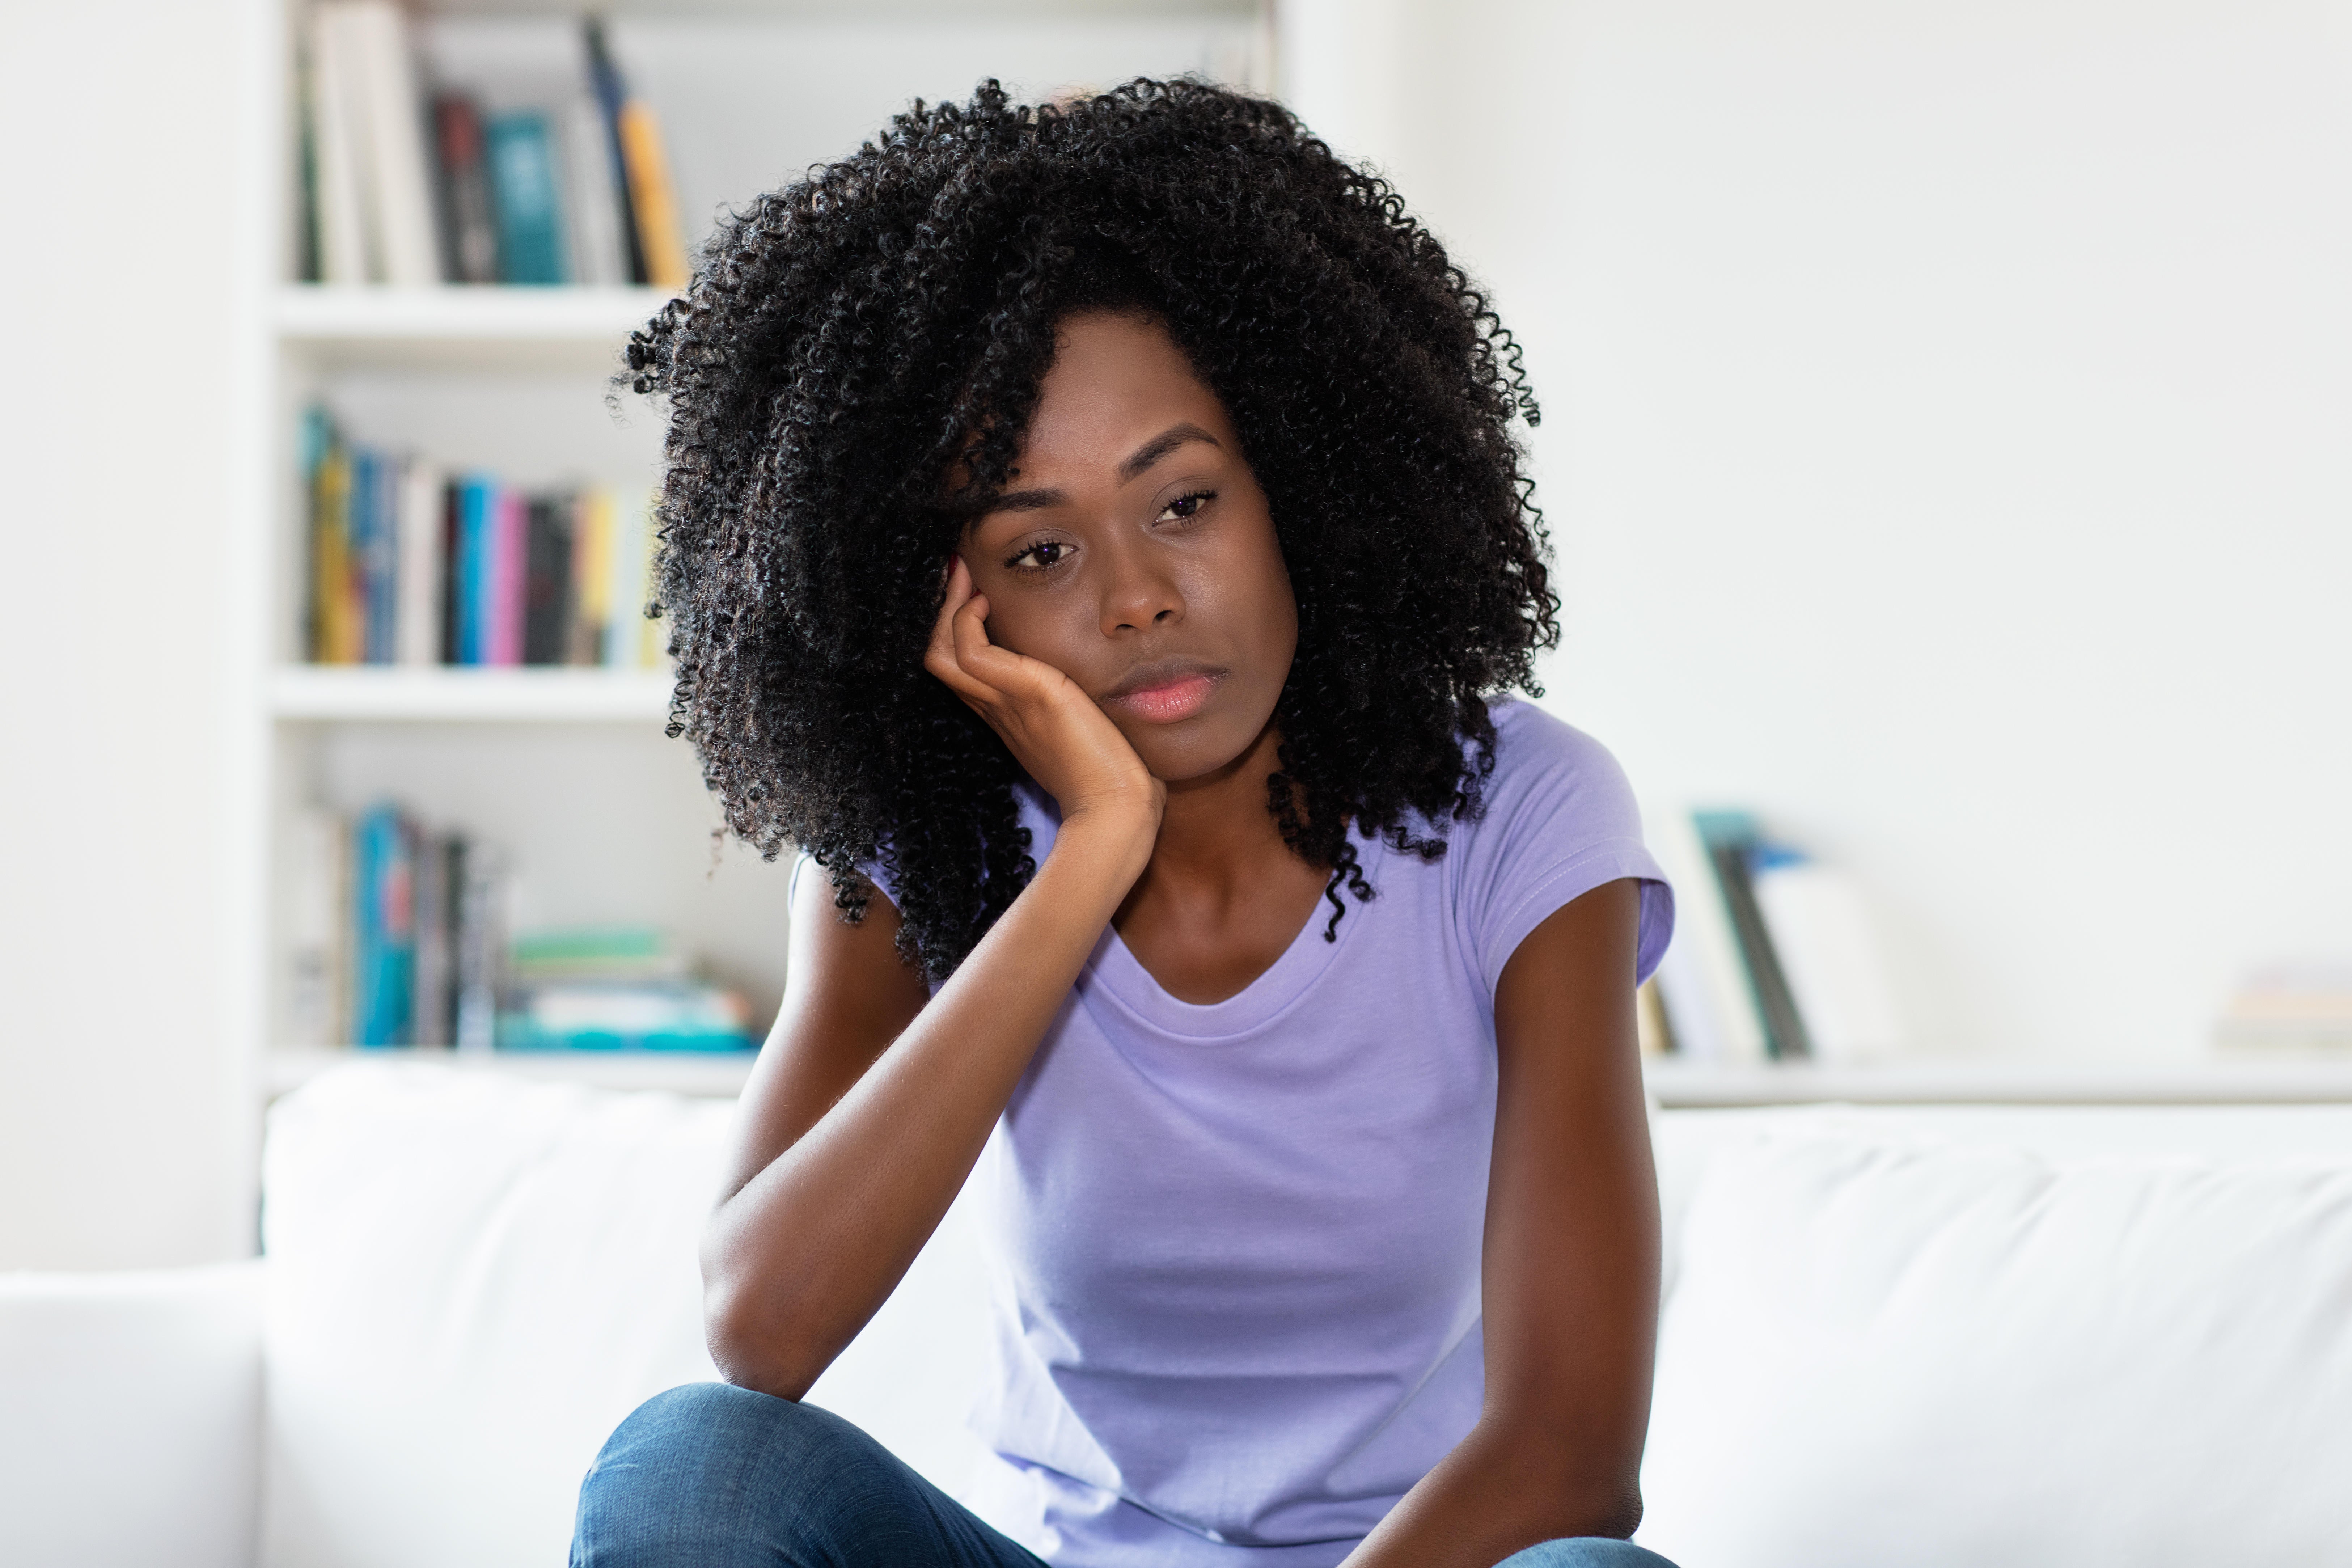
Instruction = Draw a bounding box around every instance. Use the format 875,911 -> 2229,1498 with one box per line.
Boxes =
1084,832 -> 1389,1040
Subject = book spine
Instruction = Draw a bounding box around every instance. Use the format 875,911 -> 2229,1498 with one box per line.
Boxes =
439,479 -> 462,665
583,20 -> 648,286
491,488 -> 528,665
562,95 -> 629,287
307,7 -> 371,284
432,93 -> 500,285
343,0 -> 442,286
285,806 -> 346,1049
617,99 -> 689,291
1695,812 -> 1815,1061
410,823 -> 449,1048
313,433 -> 360,664
571,490 -> 610,665
452,837 -> 505,1054
521,494 -> 575,665
1646,802 -> 1769,1062
457,478 -> 491,665
394,459 -> 443,667
349,807 -> 380,1045
363,450 -> 400,664
486,111 -> 569,286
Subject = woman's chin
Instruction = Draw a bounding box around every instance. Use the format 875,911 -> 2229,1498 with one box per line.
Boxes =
1129,713 -> 1278,790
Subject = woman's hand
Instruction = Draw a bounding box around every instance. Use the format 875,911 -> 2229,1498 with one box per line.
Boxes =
925,556 -> 1165,846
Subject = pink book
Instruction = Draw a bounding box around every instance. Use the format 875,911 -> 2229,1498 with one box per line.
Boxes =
490,488 -> 527,666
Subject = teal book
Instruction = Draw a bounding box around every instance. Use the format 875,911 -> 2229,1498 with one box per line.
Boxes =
486,111 -> 567,285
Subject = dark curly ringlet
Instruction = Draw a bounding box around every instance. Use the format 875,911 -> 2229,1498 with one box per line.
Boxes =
627,76 -> 1559,983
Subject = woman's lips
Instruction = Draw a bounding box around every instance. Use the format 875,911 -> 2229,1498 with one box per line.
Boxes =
1107,671 -> 1222,724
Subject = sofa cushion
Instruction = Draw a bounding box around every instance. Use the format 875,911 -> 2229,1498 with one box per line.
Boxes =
1635,1120 -> 2352,1567
0,1260 -> 263,1568
260,1061 -> 994,1568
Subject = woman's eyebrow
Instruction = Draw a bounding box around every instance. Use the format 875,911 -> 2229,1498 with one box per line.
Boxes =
1118,422 -> 1220,483
976,423 -> 1223,517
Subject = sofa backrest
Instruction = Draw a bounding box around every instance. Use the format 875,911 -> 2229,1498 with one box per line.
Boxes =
259,1062 -> 2352,1568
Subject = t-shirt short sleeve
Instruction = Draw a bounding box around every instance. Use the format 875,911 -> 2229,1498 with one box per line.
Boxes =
1445,701 -> 1675,996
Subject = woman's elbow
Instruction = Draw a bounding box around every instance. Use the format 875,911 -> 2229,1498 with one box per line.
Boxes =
700,1247 -> 821,1402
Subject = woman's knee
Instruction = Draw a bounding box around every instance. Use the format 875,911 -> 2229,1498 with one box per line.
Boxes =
1492,1539 -> 1680,1568
573,1382 -> 901,1567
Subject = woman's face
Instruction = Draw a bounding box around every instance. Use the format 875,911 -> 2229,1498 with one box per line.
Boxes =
957,311 -> 1298,785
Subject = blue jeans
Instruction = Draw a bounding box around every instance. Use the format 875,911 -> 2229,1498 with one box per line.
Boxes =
572,1383 -> 1678,1568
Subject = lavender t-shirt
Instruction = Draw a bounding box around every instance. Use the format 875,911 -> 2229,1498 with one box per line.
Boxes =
839,700 -> 1672,1567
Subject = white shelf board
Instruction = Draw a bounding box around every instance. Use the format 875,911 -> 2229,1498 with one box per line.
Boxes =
261,1046 -> 2352,1108
1644,1055 -> 2352,1108
269,665 -> 674,722
265,1046 -> 754,1100
275,286 -> 673,373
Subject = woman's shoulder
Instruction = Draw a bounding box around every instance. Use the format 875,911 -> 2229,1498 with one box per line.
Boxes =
1470,698 -> 1642,832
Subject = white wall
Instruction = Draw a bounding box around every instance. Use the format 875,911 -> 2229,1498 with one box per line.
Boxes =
0,0 -> 258,1268
1288,0 -> 2352,1062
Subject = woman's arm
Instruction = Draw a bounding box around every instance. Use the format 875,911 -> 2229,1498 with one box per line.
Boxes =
701,559 -> 1162,1399
1342,877 -> 1659,1567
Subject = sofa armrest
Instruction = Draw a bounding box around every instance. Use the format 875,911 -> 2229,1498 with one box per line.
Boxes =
0,1259 -> 265,1568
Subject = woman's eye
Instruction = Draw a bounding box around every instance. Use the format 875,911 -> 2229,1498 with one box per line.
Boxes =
1008,540 -> 1072,571
1158,489 -> 1215,523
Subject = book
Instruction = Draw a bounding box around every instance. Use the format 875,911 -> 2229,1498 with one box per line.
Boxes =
617,98 -> 690,290
410,828 -> 452,1049
395,460 -> 444,667
486,110 -> 568,284
1694,811 -> 1814,1060
1750,851 -> 1906,1063
343,0 -> 442,286
521,494 -> 575,665
451,836 -> 506,1054
583,20 -> 648,286
285,807 -> 347,1049
432,93 -> 499,284
1645,802 -> 1770,1063
2216,961 -> 2352,1052
305,5 -> 369,284
605,488 -> 656,667
490,487 -> 528,665
305,411 -> 361,664
562,94 -> 631,287
350,804 -> 417,1048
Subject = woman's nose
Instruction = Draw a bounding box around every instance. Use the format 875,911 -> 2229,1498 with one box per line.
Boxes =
1100,543 -> 1184,636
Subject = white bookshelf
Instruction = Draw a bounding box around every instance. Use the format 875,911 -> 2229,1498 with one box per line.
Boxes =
235,0 -> 1277,1118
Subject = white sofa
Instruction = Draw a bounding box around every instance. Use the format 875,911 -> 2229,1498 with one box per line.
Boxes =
5,1061 -> 2350,1568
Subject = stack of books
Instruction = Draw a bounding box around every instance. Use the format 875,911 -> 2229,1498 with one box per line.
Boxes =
301,407 -> 661,669
1646,808 -> 1908,1065
2216,962 -> 2352,1053
501,929 -> 753,1053
284,808 -> 751,1054
299,1 -> 688,289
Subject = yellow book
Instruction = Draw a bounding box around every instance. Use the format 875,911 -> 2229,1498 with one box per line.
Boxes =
570,489 -> 613,666
617,100 -> 689,292
312,444 -> 360,664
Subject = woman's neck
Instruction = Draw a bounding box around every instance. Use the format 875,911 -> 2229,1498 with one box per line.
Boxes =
1109,720 -> 1333,1005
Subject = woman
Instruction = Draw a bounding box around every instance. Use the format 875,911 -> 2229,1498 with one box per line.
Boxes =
574,78 -> 1679,1568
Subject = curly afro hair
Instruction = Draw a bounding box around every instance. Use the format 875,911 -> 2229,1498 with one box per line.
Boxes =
628,76 -> 1559,983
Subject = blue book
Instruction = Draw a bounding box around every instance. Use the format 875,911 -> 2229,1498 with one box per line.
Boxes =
352,807 -> 416,1047
486,112 -> 567,285
457,478 -> 494,664
367,452 -> 400,664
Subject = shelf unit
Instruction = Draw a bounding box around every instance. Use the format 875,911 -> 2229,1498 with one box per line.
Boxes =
233,0 -> 1278,1122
